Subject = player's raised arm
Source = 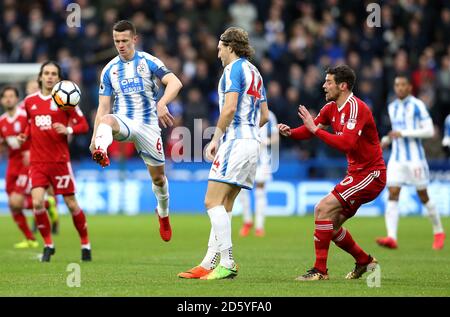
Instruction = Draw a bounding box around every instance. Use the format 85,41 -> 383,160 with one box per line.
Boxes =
279,105 -> 328,140
298,105 -> 359,153
157,73 -> 183,128
90,95 -> 112,153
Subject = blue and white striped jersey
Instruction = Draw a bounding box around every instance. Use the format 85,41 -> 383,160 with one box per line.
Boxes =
387,95 -> 433,162
218,58 -> 267,142
443,114 -> 450,147
99,51 -> 171,125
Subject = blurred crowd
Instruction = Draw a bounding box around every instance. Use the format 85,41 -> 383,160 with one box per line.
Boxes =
1,0 -> 449,162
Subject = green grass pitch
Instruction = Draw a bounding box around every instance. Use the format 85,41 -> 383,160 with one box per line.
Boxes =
0,214 -> 449,296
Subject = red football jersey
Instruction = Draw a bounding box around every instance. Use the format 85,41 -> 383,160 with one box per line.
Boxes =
314,94 -> 386,173
0,108 -> 30,174
23,92 -> 89,163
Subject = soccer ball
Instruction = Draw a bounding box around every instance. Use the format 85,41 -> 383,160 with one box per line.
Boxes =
51,80 -> 81,110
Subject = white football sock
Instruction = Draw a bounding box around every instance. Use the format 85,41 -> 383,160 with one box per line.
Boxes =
200,228 -> 220,270
239,191 -> 252,224
207,205 -> 234,268
152,177 -> 169,218
94,123 -> 113,151
255,187 -> 266,230
424,200 -> 444,234
385,200 -> 399,240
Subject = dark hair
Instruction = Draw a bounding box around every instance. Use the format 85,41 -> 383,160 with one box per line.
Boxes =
220,27 -> 254,59
326,65 -> 356,91
113,20 -> 136,35
0,85 -> 19,99
394,73 -> 412,84
38,61 -> 62,89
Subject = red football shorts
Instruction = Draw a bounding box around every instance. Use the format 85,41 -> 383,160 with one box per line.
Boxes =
29,162 -> 76,195
332,169 -> 386,218
5,166 -> 30,195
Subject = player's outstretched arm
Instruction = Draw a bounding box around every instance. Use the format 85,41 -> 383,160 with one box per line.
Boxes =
393,119 -> 434,139
157,73 -> 183,128
278,124 -> 291,137
90,95 -> 111,153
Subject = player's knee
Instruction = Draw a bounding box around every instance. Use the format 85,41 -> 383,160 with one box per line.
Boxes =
388,192 -> 399,200
314,203 -> 325,218
417,191 -> 429,204
32,198 -> 45,210
152,175 -> 165,187
204,196 -> 219,210
65,199 -> 79,213
9,195 -> 22,211
388,188 -> 400,200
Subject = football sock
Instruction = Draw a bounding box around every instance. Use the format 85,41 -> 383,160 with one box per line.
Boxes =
424,200 -> 444,234
255,187 -> 266,230
72,209 -> 89,245
240,190 -> 252,224
94,123 -> 113,151
152,177 -> 169,218
12,211 -> 35,241
385,200 -> 399,240
33,208 -> 53,246
333,227 -> 370,265
200,228 -> 220,270
207,205 -> 234,269
314,220 -> 333,274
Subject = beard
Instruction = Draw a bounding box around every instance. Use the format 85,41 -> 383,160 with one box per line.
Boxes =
325,91 -> 338,102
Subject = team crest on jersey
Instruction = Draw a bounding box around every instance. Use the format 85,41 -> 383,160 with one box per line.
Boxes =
340,113 -> 345,125
347,118 -> 356,130
137,59 -> 149,77
13,121 -> 21,133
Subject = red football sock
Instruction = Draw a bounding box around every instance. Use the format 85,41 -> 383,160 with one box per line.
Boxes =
34,209 -> 53,245
72,209 -> 89,245
333,227 -> 370,265
23,195 -> 33,210
12,211 -> 35,241
314,220 -> 333,274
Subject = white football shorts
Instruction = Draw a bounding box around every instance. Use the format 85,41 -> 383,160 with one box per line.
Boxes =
386,159 -> 430,189
112,114 -> 165,166
208,138 -> 260,189
255,161 -> 272,184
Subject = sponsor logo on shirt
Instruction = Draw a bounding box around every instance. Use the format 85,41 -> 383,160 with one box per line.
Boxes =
119,77 -> 144,94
